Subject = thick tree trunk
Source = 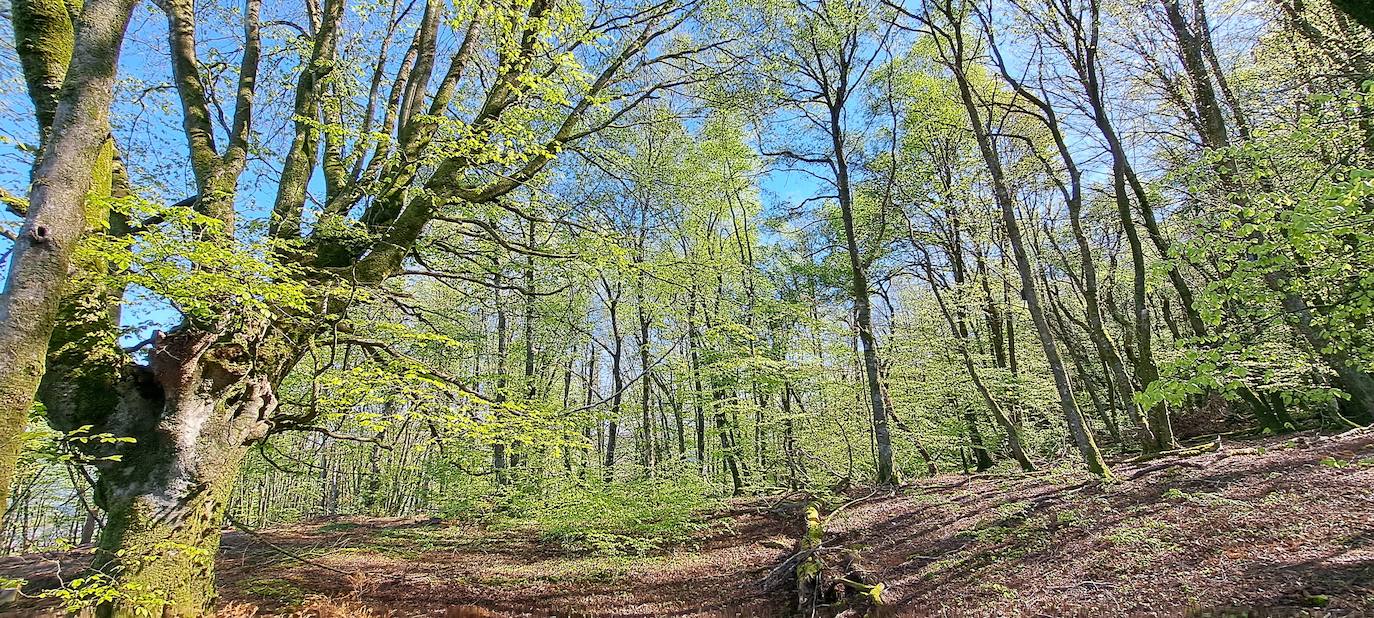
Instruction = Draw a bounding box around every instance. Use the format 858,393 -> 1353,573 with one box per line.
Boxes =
0,0 -> 138,516
94,447 -> 244,617
62,328 -> 281,616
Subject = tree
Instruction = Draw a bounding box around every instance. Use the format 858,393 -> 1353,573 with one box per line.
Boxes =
768,0 -> 903,483
22,0 -> 713,611
900,0 -> 1113,477
880,52 -> 1036,469
0,0 -> 139,518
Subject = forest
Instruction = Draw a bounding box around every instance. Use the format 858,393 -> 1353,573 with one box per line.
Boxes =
0,0 -> 1372,614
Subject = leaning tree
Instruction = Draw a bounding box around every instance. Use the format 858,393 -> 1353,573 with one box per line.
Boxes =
0,0 -> 140,522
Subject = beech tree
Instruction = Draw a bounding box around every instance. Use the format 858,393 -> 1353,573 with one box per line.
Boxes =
1,0 -> 1373,611
0,0 -> 140,518
893,0 -> 1113,476
766,0 -> 905,483
2,0 -> 717,611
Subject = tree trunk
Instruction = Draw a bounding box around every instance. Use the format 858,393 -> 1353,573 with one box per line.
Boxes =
584,341 -> 597,475
603,287 -> 625,482
921,259 -> 1035,472
94,446 -> 244,617
782,382 -> 799,489
942,23 -> 1112,477
1030,89 -> 1159,451
829,104 -> 894,485
962,404 -> 995,472
1057,27 -> 1182,450
492,275 -> 510,485
1165,0 -> 1374,419
714,389 -> 744,495
635,265 -> 655,473
0,0 -> 138,518
66,328 -> 281,616
687,292 -> 707,470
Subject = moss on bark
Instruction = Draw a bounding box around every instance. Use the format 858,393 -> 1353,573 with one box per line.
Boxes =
93,447 -> 245,617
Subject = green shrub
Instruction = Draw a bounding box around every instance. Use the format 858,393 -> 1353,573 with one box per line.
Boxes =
506,473 -> 723,556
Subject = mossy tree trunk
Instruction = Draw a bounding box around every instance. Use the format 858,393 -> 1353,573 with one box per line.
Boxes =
54,329 -> 283,616
0,0 -> 138,515
93,447 -> 245,617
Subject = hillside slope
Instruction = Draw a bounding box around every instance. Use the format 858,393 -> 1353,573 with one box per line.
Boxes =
2,429 -> 1371,617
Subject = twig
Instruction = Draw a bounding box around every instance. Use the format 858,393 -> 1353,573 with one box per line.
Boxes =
224,512 -> 355,576
822,488 -> 887,528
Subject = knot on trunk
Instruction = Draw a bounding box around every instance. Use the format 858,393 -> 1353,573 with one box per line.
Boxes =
27,224 -> 51,244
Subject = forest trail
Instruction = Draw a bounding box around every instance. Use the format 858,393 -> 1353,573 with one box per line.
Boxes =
3,429 -> 1372,617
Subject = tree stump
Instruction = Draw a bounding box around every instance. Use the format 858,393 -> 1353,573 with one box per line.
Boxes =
762,501 -> 886,617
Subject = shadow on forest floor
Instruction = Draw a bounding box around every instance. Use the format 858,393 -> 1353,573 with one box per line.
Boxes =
1,429 -> 1372,617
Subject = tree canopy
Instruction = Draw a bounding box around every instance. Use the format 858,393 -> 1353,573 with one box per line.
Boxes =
0,0 -> 1371,613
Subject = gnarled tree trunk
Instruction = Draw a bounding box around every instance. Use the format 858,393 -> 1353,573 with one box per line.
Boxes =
46,327 -> 281,616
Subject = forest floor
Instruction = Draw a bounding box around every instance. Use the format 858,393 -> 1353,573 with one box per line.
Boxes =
2,428 -> 1373,617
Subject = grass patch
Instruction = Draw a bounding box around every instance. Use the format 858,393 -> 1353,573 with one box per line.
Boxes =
1055,508 -> 1085,527
1161,488 -> 1249,508
1106,517 -> 1180,567
482,555 -> 652,585
242,578 -> 303,604
357,524 -> 474,558
994,501 -> 1030,519
497,474 -> 722,556
978,581 -> 1017,599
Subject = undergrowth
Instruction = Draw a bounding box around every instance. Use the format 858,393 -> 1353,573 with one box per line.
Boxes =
491,473 -> 723,556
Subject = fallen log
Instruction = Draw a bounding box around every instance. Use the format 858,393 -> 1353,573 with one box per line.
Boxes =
1124,437 -> 1221,464
1126,459 -> 1206,480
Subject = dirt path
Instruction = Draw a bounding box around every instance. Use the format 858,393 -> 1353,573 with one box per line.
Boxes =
2,429 -> 1372,617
